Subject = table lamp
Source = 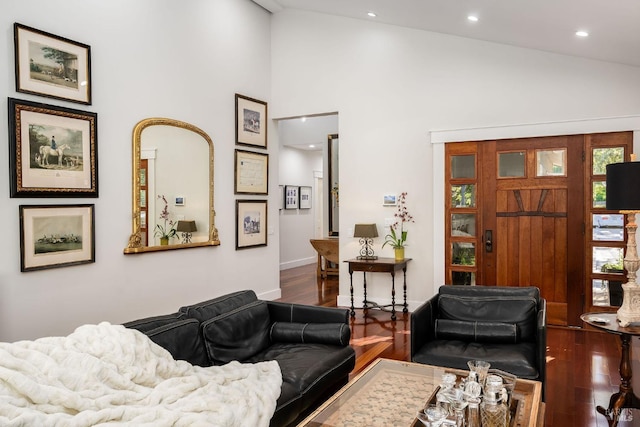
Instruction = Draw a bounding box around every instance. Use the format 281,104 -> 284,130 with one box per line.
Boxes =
176,220 -> 197,244
606,160 -> 640,326
354,223 -> 378,260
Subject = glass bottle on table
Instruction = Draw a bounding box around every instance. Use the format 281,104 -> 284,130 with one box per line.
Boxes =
480,374 -> 508,427
436,372 -> 457,416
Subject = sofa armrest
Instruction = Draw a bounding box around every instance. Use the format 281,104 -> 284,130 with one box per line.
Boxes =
537,297 -> 547,401
266,301 -> 349,324
410,293 -> 439,361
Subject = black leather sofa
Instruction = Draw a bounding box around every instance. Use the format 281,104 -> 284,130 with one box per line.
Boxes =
410,285 -> 546,400
123,290 -> 356,426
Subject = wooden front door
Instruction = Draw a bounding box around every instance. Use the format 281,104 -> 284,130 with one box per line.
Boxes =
480,136 -> 584,326
445,132 -> 633,326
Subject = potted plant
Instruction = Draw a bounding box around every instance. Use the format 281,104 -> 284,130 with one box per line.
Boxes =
154,195 -> 177,245
382,192 -> 414,260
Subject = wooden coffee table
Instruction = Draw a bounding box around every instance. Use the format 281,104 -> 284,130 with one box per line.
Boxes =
298,358 -> 543,426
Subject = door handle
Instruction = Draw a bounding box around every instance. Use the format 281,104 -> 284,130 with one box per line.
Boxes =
485,230 -> 493,253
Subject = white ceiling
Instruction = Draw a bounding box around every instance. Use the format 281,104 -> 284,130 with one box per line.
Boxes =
256,0 -> 640,68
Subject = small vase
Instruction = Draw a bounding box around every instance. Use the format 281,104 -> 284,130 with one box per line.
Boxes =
160,237 -> 169,246
394,247 -> 404,261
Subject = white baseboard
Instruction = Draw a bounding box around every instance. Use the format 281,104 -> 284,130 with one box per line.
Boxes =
279,256 -> 315,271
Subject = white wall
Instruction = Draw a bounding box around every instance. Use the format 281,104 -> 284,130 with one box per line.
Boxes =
0,0 -> 280,341
270,9 -> 640,310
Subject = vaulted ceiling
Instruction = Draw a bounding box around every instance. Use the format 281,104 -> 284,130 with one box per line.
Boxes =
255,0 -> 640,68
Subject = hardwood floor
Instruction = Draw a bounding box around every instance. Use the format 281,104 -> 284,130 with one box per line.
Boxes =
279,263 -> 631,427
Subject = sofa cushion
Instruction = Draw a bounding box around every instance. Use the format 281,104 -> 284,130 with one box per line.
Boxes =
434,319 -> 519,343
201,300 -> 271,364
438,291 -> 538,341
143,319 -> 210,367
270,322 -> 350,346
123,312 -> 184,333
179,290 -> 258,322
413,340 -> 539,379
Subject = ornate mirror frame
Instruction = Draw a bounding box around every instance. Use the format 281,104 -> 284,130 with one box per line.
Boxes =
124,117 -> 220,254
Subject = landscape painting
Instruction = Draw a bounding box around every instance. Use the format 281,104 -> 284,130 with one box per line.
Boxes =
14,23 -> 92,104
20,204 -> 95,272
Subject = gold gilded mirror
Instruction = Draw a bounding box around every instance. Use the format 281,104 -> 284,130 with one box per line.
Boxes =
124,118 -> 220,254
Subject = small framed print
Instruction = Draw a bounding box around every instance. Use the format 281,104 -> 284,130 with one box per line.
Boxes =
235,93 -> 267,149
285,185 -> 299,210
9,98 -> 98,198
175,196 -> 185,206
235,149 -> 268,195
383,194 -> 397,206
14,23 -> 92,105
19,204 -> 95,272
236,200 -> 267,250
299,186 -> 312,209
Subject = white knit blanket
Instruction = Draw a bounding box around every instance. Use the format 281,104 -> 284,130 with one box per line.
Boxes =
0,322 -> 282,426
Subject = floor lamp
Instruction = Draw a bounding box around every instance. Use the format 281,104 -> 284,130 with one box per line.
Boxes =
606,161 -> 640,327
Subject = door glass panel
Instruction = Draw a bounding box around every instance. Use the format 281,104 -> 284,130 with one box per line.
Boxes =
451,214 -> 475,237
498,152 -> 525,178
536,149 -> 566,177
452,242 -> 475,266
452,271 -> 476,286
592,246 -> 624,274
451,184 -> 475,208
592,181 -> 607,208
593,147 -> 624,175
451,155 -> 475,179
593,279 -> 623,307
593,214 -> 624,241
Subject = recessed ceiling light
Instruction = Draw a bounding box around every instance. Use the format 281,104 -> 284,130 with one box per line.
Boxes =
576,30 -> 589,37
301,117 -> 306,122
309,144 -> 315,148
467,15 -> 479,22
367,12 -> 377,18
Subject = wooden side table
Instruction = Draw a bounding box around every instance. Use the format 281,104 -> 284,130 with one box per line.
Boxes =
345,257 -> 411,320
581,312 -> 640,426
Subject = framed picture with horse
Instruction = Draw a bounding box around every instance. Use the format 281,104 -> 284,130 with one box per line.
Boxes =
8,98 -> 98,198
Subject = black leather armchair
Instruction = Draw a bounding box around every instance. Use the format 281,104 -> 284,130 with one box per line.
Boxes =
411,285 -> 546,400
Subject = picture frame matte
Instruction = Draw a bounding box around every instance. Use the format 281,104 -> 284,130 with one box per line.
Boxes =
235,93 -> 267,148
235,149 -> 268,195
14,23 -> 92,105
9,97 -> 98,198
383,194 -> 397,206
19,204 -> 95,272
236,200 -> 267,250
299,186 -> 312,209
285,185 -> 299,210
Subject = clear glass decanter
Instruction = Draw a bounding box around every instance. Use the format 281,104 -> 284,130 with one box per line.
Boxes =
480,374 -> 508,427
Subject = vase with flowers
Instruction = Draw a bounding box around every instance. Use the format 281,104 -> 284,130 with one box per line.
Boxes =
154,195 -> 177,245
382,192 -> 415,260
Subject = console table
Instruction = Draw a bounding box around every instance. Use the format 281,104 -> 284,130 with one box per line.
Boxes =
345,258 -> 411,320
581,312 -> 640,426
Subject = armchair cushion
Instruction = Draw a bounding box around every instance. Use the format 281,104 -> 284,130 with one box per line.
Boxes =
434,319 -> 519,343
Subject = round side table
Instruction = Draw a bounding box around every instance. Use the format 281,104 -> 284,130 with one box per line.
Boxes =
581,312 -> 640,427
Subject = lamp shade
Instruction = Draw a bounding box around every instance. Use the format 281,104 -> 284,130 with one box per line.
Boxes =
606,162 -> 640,211
176,220 -> 197,232
353,223 -> 378,238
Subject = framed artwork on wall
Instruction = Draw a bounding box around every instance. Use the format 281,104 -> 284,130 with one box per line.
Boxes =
299,186 -> 312,209
8,98 -> 98,198
236,200 -> 268,250
14,23 -> 92,105
284,185 -> 299,210
235,149 -> 268,195
383,194 -> 397,206
19,204 -> 95,272
235,93 -> 267,149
